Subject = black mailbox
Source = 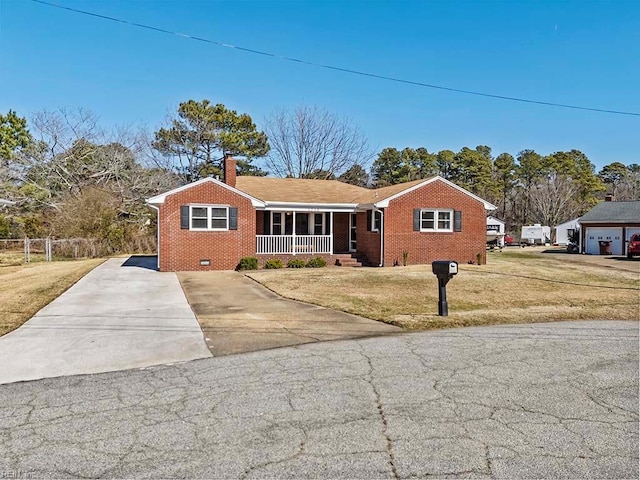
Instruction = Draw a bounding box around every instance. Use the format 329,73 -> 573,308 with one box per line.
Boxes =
432,260 -> 458,316
432,260 -> 458,276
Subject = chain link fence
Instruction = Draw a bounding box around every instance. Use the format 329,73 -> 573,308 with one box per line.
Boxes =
0,237 -> 156,264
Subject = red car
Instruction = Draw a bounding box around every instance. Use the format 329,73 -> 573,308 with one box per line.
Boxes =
628,234 -> 640,259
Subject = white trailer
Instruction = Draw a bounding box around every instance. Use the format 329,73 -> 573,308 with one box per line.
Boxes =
521,224 -> 551,245
486,216 -> 506,247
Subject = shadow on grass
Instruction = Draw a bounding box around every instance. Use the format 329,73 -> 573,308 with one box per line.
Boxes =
609,256 -> 640,262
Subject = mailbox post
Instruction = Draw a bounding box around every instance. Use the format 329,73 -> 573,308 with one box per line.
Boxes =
431,260 -> 458,316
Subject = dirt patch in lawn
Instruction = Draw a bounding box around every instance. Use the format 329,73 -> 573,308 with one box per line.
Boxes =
0,258 -> 104,336
246,251 -> 639,330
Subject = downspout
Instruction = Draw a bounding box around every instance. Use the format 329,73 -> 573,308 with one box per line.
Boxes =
148,204 -> 160,270
374,207 -> 384,267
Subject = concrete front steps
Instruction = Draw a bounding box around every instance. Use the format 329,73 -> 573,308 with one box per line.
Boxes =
333,253 -> 369,267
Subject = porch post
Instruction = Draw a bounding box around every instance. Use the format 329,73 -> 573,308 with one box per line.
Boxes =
329,212 -> 334,254
292,211 -> 296,255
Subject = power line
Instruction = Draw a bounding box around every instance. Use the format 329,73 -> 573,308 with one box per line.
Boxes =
30,0 -> 640,117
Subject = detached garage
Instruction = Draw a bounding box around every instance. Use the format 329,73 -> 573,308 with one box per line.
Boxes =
580,198 -> 640,255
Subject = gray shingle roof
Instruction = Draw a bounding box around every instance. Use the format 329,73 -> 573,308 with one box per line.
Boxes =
580,201 -> 640,223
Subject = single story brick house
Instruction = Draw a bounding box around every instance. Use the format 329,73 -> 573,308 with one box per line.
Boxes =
147,155 -> 496,271
579,196 -> 640,255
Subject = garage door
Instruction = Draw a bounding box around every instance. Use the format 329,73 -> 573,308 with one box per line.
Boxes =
626,228 -> 640,241
585,227 -> 623,255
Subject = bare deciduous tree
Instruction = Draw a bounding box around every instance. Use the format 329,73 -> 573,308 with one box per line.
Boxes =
3,108 -> 178,241
529,174 -> 582,230
264,106 -> 371,179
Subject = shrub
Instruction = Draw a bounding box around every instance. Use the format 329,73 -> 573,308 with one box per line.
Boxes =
306,256 -> 326,268
264,258 -> 284,269
287,259 -> 306,268
237,256 -> 258,271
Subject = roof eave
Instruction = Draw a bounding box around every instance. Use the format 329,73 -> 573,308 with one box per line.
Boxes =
372,176 -> 497,210
580,219 -> 640,224
146,177 -> 265,208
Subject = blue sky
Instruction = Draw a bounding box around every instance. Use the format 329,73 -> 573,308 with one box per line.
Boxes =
1,0 -> 638,171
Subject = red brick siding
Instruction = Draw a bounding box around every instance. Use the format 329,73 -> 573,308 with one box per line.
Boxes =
356,211 -> 382,266
158,182 -> 255,271
383,181 -> 487,266
256,211 -> 265,235
223,156 -> 236,188
333,213 -> 350,254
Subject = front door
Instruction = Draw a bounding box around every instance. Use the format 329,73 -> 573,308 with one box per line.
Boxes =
349,213 -> 357,252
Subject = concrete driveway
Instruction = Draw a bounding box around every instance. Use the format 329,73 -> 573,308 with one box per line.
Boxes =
0,257 -> 211,385
0,321 -> 636,479
178,270 -> 401,355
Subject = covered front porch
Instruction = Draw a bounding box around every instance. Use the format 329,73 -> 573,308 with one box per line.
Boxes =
256,210 -> 356,255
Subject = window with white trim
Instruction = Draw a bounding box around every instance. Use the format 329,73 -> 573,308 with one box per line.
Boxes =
420,209 -> 453,232
190,205 -> 229,231
371,210 -> 382,232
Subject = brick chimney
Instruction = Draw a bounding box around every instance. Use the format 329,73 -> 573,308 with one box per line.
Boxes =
605,193 -> 614,202
223,153 -> 236,188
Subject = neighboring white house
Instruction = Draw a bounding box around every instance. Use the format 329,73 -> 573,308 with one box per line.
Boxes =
486,216 -> 506,247
554,218 -> 580,246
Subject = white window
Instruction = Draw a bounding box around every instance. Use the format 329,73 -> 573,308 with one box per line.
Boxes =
370,210 -> 382,232
421,209 -> 453,232
190,205 -> 229,231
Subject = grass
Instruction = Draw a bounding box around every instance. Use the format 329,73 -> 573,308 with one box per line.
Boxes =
246,251 -> 640,330
0,255 -> 104,336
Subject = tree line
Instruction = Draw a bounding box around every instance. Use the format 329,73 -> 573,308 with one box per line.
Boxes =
1,101 -> 638,250
370,146 -> 639,232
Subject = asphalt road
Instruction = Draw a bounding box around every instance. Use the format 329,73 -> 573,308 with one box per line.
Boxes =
0,320 -> 637,479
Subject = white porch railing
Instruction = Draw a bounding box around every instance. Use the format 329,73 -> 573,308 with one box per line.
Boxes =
256,235 -> 332,255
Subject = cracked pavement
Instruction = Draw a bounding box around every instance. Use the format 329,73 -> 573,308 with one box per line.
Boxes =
0,320 -> 637,479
